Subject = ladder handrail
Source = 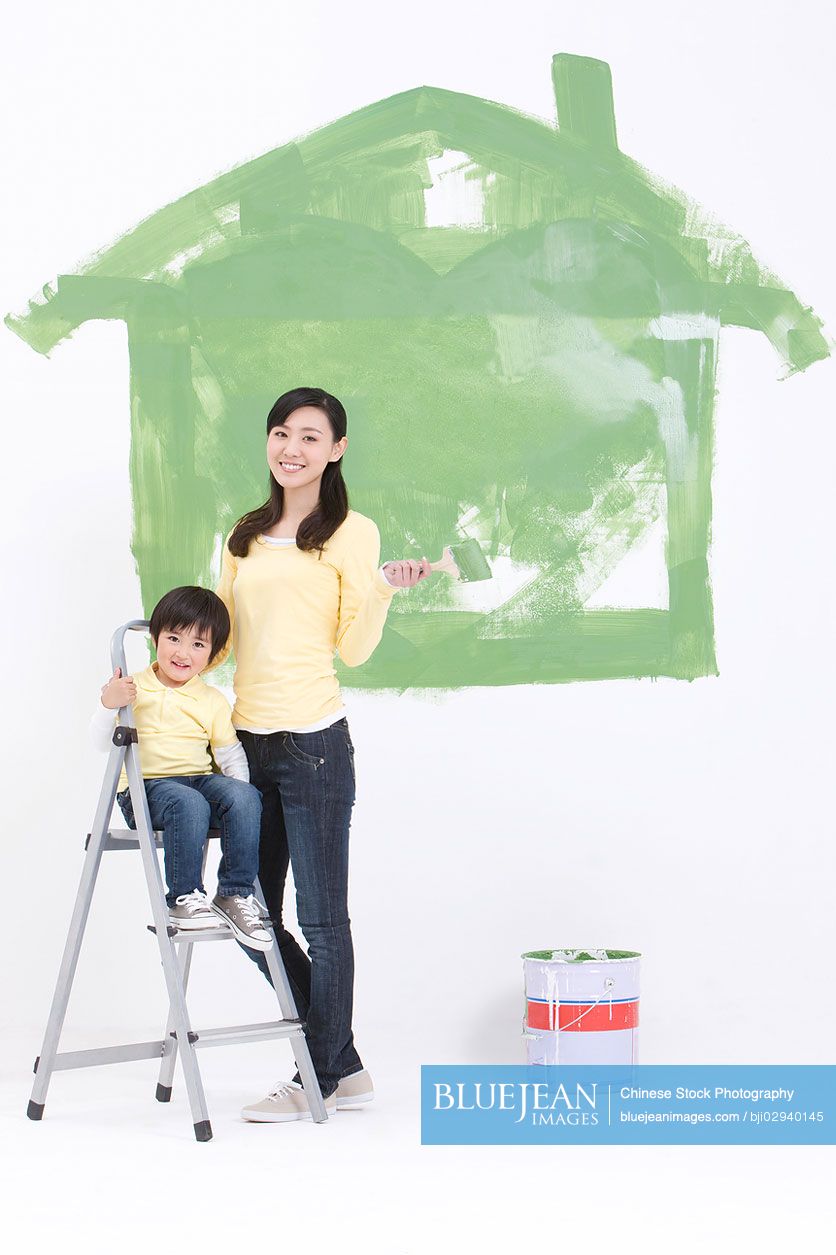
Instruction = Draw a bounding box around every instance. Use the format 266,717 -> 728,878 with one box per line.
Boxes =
109,620 -> 150,731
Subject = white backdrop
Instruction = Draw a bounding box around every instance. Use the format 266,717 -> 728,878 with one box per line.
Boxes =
2,2 -> 834,1249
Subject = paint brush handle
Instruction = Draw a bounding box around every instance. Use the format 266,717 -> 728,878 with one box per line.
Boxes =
427,547 -> 460,578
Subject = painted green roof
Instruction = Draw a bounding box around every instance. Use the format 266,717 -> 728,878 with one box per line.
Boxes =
7,55 -> 829,373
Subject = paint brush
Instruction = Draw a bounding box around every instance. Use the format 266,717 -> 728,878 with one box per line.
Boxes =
427,539 -> 492,583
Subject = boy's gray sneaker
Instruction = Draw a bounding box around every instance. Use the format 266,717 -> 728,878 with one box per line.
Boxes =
335,1069 -> 374,1108
211,894 -> 273,951
168,890 -> 224,931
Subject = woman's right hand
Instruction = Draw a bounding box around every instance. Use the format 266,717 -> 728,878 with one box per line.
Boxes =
101,667 -> 137,710
381,557 -> 431,588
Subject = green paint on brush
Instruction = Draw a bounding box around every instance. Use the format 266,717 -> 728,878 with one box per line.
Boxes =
449,539 -> 492,582
7,54 -> 830,686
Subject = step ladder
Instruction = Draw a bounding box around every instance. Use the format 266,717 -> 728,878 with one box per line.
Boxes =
27,619 -> 327,1141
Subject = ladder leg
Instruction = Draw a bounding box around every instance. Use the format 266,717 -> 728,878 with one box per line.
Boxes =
126,749 -> 212,1142
257,876 -> 328,1124
28,746 -> 124,1119
156,817 -> 209,1102
155,941 -> 194,1101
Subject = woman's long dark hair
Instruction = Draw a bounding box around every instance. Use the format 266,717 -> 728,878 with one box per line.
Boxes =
228,387 -> 349,557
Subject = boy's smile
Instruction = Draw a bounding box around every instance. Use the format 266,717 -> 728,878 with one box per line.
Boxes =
154,625 -> 213,688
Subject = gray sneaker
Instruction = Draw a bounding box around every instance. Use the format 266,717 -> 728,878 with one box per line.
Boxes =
168,890 -> 224,931
335,1069 -> 374,1108
211,894 -> 273,951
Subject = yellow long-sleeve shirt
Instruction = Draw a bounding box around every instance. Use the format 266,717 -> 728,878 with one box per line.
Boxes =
215,510 -> 396,730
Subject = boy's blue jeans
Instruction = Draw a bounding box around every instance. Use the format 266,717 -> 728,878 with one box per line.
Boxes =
117,774 -> 262,905
237,720 -> 364,1100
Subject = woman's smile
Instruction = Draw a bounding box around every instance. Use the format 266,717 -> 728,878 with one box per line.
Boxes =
267,405 -> 347,491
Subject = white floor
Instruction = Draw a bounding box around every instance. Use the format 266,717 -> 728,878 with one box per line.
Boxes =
2,1033 -> 832,1254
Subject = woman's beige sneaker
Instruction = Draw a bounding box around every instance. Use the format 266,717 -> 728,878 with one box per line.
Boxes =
241,1080 -> 337,1122
335,1069 -> 374,1108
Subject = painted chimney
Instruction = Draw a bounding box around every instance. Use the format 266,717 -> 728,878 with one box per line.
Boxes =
552,54 -> 619,153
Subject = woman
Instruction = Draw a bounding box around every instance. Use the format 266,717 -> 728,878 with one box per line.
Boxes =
216,386 -> 428,1122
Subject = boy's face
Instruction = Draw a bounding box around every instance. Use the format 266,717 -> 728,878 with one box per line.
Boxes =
154,624 -> 213,688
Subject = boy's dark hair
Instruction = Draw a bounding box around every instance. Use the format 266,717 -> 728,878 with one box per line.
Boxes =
149,587 -> 230,664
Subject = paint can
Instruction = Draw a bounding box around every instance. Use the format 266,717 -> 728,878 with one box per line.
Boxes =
522,949 -> 641,1065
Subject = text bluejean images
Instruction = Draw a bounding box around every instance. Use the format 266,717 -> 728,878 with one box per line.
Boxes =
421,1067 -> 836,1145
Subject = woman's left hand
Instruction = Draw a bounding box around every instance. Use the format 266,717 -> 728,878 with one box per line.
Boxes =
382,557 -> 431,588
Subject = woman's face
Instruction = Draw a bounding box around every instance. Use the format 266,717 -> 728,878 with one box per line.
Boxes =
267,405 -> 347,492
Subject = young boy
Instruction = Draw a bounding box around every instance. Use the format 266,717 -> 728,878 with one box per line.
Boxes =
90,586 -> 272,952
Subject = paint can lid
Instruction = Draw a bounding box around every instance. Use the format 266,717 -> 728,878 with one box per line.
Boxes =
521,948 -> 641,963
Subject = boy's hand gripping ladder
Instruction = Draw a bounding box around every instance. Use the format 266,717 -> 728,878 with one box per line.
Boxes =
26,620 -> 327,1142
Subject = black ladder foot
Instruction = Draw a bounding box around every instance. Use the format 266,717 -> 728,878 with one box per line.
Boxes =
194,1120 -> 212,1142
156,1083 -> 172,1103
27,1100 -> 45,1121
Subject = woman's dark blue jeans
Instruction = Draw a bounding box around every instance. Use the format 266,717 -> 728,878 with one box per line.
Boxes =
237,719 -> 364,1099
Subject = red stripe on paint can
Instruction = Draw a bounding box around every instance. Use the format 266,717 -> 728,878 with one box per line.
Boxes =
526,999 -> 639,1032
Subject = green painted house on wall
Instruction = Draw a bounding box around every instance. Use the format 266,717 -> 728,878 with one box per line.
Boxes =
8,54 -> 828,688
